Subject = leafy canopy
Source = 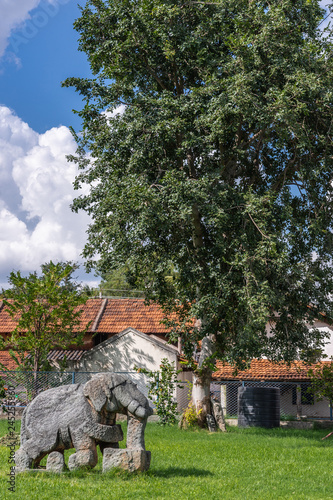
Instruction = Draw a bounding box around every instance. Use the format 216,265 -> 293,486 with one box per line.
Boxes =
64,0 -> 333,366
1,261 -> 89,371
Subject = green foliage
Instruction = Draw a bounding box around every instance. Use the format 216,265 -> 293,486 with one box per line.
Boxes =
40,261 -> 80,293
181,400 -> 203,428
98,266 -> 145,297
64,0 -> 333,368
137,358 -> 182,425
0,378 -> 6,407
179,380 -> 202,428
308,361 -> 333,402
0,261 -> 90,372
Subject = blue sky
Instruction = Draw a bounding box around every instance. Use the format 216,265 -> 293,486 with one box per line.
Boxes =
0,0 -> 331,289
0,0 -> 97,287
0,1 -> 91,134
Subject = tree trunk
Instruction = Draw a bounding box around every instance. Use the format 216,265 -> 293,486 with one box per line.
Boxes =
192,334 -> 215,427
190,198 -> 215,426
192,370 -> 212,427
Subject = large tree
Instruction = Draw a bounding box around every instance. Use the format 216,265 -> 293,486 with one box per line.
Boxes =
1,261 -> 89,372
64,0 -> 333,420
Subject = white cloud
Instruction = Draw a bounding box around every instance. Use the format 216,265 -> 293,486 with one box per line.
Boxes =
0,105 -> 91,279
103,104 -> 126,123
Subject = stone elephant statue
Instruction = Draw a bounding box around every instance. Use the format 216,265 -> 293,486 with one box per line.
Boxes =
15,373 -> 153,472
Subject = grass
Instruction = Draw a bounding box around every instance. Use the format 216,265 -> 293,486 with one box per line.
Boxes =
0,419 -> 332,499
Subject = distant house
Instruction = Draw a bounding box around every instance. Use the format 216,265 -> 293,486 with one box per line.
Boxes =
212,359 -> 333,420
0,298 -> 333,418
0,297 -> 189,378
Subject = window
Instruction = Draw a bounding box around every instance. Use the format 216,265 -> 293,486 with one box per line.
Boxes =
93,332 -> 108,347
292,383 -> 314,405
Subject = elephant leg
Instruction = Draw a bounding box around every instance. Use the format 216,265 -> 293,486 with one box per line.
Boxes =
68,431 -> 98,471
17,430 -> 59,469
126,414 -> 147,450
89,423 -> 123,443
46,451 -> 65,473
16,438 -> 50,470
68,449 -> 97,471
15,447 -> 33,472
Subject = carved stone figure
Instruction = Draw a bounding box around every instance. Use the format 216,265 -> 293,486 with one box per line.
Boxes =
15,373 -> 153,473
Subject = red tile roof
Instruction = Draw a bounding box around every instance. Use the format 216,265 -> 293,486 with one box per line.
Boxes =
0,298 -> 170,336
96,299 -> 170,335
76,298 -> 104,330
0,299 -> 174,368
212,359 -> 330,382
0,298 -> 105,333
0,351 -> 25,370
0,301 -> 20,333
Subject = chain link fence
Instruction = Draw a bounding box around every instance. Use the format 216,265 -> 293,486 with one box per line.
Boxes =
0,371 -> 151,408
4,371 -> 327,421
210,380 -> 333,420
0,371 -> 191,414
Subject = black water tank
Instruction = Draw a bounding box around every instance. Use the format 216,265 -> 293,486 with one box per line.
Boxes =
238,386 -> 280,428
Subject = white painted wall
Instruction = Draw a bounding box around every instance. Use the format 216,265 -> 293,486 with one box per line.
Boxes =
266,319 -> 333,360
78,328 -> 179,373
72,328 -> 189,409
280,388 -> 331,419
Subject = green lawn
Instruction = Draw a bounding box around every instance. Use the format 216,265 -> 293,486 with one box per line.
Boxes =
0,419 -> 332,499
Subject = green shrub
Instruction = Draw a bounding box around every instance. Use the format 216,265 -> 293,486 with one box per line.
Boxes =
137,358 -> 182,425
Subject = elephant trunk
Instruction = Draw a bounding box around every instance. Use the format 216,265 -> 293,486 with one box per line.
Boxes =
126,414 -> 147,450
114,383 -> 153,420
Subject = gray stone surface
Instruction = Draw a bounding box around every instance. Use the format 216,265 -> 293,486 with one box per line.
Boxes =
15,373 -> 153,472
102,448 -> 151,473
15,446 -> 33,472
206,414 -> 217,432
126,414 -> 147,449
211,398 -> 226,432
46,451 -> 65,473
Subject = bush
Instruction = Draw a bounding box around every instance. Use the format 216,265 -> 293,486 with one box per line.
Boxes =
137,358 -> 182,425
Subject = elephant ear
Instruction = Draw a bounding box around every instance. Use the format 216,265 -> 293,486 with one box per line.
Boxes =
83,376 -> 107,412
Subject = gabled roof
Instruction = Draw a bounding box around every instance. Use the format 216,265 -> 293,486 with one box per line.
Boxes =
212,359 -> 330,382
77,298 -> 104,330
80,327 -> 179,361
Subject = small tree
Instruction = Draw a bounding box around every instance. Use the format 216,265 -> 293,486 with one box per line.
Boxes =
138,358 -> 182,425
308,361 -> 333,404
1,261 -> 90,373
